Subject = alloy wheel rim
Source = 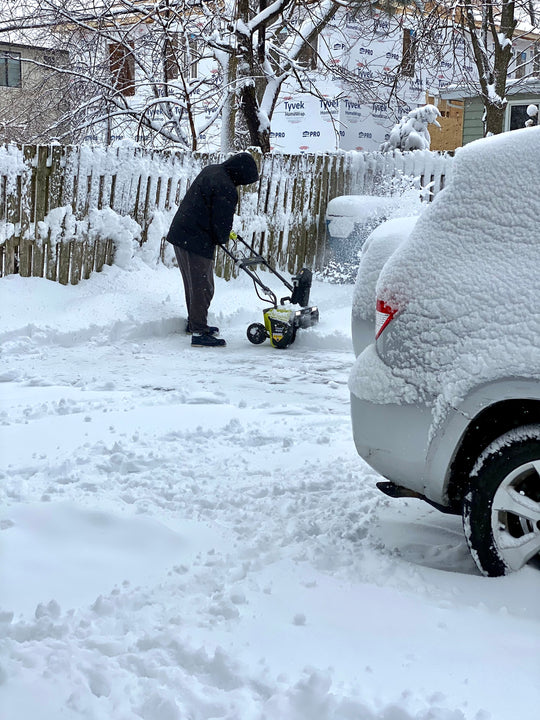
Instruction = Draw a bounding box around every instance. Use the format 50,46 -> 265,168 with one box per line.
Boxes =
491,460 -> 540,572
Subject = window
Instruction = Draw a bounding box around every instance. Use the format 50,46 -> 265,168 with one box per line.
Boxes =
401,28 -> 416,77
109,42 -> 135,96
534,42 -> 540,75
165,35 -> 179,81
184,35 -> 199,80
166,34 -> 198,81
515,50 -> 527,79
506,102 -> 539,130
0,51 -> 22,88
298,35 -> 318,71
275,29 -> 317,70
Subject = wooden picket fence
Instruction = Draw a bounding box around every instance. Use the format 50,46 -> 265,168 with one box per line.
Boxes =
0,144 -> 453,284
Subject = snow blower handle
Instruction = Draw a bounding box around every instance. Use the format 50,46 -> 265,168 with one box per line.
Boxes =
219,239 -> 279,306
229,234 -> 294,292
229,232 -> 261,255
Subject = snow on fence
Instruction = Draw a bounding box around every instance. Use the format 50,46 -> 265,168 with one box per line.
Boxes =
0,144 -> 453,284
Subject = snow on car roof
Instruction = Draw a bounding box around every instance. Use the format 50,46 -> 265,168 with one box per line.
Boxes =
326,195 -> 400,220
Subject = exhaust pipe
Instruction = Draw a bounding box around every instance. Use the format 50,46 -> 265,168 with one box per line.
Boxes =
376,481 -> 458,515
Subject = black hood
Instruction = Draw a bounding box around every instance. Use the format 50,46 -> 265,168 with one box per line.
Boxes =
222,153 -> 259,186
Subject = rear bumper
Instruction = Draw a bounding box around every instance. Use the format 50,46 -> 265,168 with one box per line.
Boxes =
349,345 -> 446,505
350,391 -> 436,498
351,315 -> 374,358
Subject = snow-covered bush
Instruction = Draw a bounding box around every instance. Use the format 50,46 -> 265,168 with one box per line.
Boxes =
381,104 -> 441,152
525,104 -> 538,128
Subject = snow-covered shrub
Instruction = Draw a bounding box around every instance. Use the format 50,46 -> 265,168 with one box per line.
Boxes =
525,104 -> 538,128
381,104 -> 441,152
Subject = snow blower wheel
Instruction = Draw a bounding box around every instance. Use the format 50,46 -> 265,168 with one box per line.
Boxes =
247,323 -> 268,345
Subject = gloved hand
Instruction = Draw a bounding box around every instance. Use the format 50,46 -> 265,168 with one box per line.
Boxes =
229,230 -> 238,241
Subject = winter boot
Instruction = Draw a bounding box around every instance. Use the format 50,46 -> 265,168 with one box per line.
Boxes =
191,332 -> 226,348
185,322 -> 219,336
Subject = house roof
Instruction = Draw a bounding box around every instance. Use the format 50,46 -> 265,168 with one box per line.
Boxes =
0,39 -> 69,56
440,77 -> 540,100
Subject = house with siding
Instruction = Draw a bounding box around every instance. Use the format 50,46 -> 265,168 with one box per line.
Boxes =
0,41 -> 70,144
439,33 -> 540,146
270,7 -> 540,153
441,79 -> 540,145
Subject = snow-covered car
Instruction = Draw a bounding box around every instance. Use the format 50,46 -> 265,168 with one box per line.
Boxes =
349,127 -> 540,577
325,195 -> 401,263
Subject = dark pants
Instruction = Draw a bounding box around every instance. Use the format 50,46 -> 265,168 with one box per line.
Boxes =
174,246 -> 215,333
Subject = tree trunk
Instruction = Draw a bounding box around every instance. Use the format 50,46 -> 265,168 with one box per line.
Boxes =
238,84 -> 270,152
220,54 -> 238,153
465,0 -> 516,137
235,0 -> 271,153
483,102 -> 506,135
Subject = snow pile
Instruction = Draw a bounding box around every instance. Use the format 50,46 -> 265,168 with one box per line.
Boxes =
0,145 -> 28,242
351,127 -> 540,420
36,206 -> 142,269
87,208 -> 142,268
0,143 -> 26,189
1,253 -> 539,719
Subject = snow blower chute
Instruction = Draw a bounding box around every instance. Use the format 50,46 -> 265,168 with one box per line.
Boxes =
220,235 -> 319,349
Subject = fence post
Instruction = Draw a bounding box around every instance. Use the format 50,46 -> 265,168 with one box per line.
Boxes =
2,146 -> 23,277
287,156 -> 304,272
17,146 -> 37,277
29,146 -> 50,278
43,145 -> 65,281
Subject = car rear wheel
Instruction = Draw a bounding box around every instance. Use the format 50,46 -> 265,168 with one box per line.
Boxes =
462,427 -> 540,576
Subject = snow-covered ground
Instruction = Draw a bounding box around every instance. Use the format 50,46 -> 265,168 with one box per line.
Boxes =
1,258 -> 539,720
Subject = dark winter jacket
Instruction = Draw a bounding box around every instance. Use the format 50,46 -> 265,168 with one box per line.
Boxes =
166,153 -> 259,259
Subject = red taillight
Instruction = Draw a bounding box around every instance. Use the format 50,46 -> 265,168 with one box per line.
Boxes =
375,298 -> 398,339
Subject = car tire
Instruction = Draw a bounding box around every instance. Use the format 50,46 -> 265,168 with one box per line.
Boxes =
462,427 -> 540,577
